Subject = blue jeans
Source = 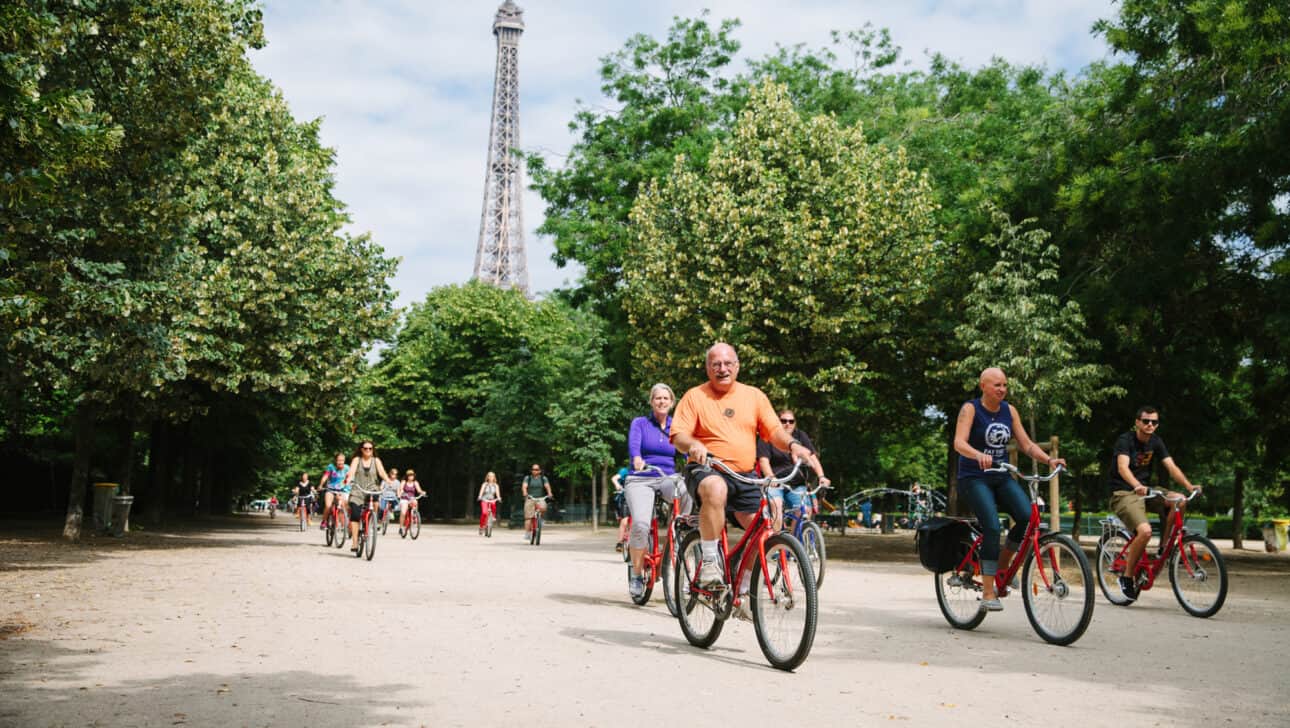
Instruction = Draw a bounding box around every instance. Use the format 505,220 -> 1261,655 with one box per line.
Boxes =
958,476 -> 1032,576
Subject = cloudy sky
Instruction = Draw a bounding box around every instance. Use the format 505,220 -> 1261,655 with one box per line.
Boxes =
249,0 -> 1119,308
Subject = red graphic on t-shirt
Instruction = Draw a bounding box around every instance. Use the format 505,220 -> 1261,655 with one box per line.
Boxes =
1135,452 -> 1154,467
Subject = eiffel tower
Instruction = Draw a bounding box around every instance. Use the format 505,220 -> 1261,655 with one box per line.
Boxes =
473,0 -> 529,294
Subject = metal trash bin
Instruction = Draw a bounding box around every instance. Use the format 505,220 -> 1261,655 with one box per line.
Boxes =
110,495 -> 134,537
93,482 -> 119,532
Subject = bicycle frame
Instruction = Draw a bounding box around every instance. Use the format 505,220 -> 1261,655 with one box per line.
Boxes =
686,458 -> 806,610
951,464 -> 1065,596
1103,489 -> 1198,590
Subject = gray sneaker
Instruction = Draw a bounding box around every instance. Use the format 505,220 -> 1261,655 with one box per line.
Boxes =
978,598 -> 1004,612
698,559 -> 724,588
629,575 -> 646,599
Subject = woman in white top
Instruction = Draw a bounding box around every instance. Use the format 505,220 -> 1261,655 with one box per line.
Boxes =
477,472 -> 502,534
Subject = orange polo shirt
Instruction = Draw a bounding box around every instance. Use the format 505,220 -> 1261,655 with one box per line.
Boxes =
671,381 -> 783,472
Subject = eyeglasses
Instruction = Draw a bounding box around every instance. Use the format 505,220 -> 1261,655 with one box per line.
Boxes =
779,418 -> 795,424
1138,419 -> 1159,426
361,445 -> 373,450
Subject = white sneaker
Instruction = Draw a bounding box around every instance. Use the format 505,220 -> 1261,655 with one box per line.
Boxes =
698,559 -> 724,588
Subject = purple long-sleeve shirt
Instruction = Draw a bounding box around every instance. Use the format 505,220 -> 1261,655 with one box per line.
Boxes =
628,415 -> 677,475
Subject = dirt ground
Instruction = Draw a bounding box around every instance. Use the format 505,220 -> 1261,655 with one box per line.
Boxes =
2,515 -> 1287,727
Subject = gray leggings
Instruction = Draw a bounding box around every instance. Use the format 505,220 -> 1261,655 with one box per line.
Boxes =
624,475 -> 692,549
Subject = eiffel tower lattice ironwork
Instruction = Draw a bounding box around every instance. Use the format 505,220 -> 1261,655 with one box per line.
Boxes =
473,0 -> 529,294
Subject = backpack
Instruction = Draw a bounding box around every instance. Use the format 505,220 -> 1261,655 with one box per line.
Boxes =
915,517 -> 973,573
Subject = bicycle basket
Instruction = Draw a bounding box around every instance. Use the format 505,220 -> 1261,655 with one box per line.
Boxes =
915,517 -> 973,573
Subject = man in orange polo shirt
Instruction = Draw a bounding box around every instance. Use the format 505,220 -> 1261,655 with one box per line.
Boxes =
671,342 -> 812,588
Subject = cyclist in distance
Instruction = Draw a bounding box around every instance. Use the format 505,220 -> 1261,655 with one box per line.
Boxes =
757,408 -> 829,532
670,343 -> 813,593
477,471 -> 502,534
317,453 -> 349,528
343,440 -> 389,552
953,367 -> 1065,612
295,473 -> 315,526
379,467 -> 401,525
623,383 -> 692,599
1107,405 -> 1201,600
522,464 -> 553,539
399,469 -> 426,528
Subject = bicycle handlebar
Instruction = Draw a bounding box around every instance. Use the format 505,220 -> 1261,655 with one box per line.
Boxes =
1145,487 -> 1202,503
705,455 -> 804,488
982,461 -> 1066,481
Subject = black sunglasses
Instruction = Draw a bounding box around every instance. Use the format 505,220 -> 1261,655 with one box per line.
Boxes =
779,418 -> 795,424
1139,418 -> 1160,426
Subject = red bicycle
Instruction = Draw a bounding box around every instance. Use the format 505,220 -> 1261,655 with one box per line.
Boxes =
933,462 -> 1094,646
399,494 -> 424,540
479,496 -> 500,537
526,495 -> 551,546
352,488 -> 379,561
673,456 -> 817,671
378,495 -> 398,536
296,493 -> 314,532
623,467 -> 691,616
1096,489 -> 1227,617
321,494 -> 348,549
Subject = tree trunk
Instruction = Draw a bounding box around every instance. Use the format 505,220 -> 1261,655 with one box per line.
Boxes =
62,403 -> 95,542
145,421 -> 173,526
181,423 -> 199,517
946,427 -> 962,516
1071,476 -> 1083,542
1232,466 -> 1246,550
118,420 -> 138,495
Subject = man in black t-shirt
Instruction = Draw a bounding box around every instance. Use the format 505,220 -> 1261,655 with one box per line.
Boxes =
1108,405 -> 1200,600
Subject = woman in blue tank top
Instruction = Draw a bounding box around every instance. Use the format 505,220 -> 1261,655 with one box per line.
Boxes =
953,367 -> 1065,612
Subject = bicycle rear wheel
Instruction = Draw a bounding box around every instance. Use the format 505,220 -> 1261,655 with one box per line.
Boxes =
674,529 -> 723,648
934,532 -> 985,630
365,513 -> 378,560
409,510 -> 421,540
751,532 -> 818,671
335,511 -> 348,549
800,521 -> 827,589
1170,533 -> 1227,618
1096,530 -> 1134,606
662,533 -> 679,618
353,525 -> 365,558
1021,533 -> 1094,646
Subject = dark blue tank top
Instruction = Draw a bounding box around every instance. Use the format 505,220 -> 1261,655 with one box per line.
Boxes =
957,399 -> 1013,479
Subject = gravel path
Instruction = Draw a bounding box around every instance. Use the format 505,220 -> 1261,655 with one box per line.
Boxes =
2,516 -> 1287,727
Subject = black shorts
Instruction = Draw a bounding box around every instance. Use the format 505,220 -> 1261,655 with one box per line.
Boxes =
348,501 -> 365,522
684,463 -> 762,515
613,493 -> 629,520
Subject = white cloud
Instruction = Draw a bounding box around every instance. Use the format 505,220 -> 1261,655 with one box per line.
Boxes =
251,0 -> 1116,309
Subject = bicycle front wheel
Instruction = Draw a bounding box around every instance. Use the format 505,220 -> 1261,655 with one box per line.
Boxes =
751,532 -> 818,671
335,513 -> 348,549
365,514 -> 378,560
324,515 -> 335,547
1096,530 -> 1134,606
674,529 -> 723,648
1021,533 -> 1094,646
409,510 -> 421,540
1170,533 -> 1227,618
380,508 -> 389,536
801,521 -> 827,589
532,516 -> 541,546
661,532 -> 679,618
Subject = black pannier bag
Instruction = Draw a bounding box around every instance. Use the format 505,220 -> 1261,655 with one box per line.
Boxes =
916,517 -> 973,573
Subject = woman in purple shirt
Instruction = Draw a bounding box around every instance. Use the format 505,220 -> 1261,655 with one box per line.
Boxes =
624,383 -> 692,600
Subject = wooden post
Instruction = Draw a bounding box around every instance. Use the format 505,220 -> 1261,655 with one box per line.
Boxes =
1048,436 -> 1060,535
591,471 -> 598,533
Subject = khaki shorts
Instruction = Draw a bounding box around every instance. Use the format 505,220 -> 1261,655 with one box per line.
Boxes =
1109,490 -> 1169,532
523,497 -> 547,521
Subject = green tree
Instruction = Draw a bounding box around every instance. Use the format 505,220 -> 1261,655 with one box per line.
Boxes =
950,206 -> 1122,462
626,80 -> 941,417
